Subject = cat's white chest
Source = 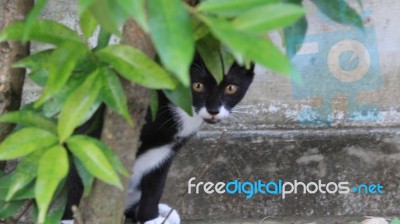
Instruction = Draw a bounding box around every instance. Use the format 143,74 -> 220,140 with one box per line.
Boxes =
172,106 -> 203,138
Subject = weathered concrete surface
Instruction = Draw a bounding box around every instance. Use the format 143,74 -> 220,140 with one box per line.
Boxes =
3,0 -> 400,222
163,129 -> 400,220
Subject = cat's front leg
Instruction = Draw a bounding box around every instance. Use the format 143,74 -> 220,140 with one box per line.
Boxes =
137,159 -> 180,224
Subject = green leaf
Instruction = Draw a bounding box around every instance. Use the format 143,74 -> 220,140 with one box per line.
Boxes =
150,90 -> 159,121
77,0 -> 96,15
100,68 -> 132,125
12,182 -> 35,200
205,16 -> 291,75
284,16 -> 307,58
116,0 -> 149,32
35,42 -> 87,107
89,0 -> 126,35
220,46 -> 235,73
67,135 -> 122,189
148,0 -> 195,87
232,3 -> 306,33
192,18 -> 210,40
92,138 -> 129,177
41,74 -> 86,118
0,128 -> 58,160
13,49 -> 53,70
58,69 -> 102,142
197,34 -> 223,83
311,0 -> 363,28
80,10 -> 98,39
5,148 -> 47,201
73,157 -> 94,197
0,20 -> 83,46
35,145 -> 69,224
0,110 -> 57,134
0,175 -> 13,200
197,0 -> 279,17
44,186 -> 67,224
0,200 -> 24,219
23,0 -> 48,41
96,45 -> 177,89
163,83 -> 193,116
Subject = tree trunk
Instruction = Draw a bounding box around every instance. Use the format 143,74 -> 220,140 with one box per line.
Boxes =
77,19 -> 155,224
0,0 -> 33,169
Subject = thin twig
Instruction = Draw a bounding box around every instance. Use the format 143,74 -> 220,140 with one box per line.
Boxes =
72,205 -> 84,224
13,199 -> 33,222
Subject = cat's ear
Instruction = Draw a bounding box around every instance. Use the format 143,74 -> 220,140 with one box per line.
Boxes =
192,52 -> 203,65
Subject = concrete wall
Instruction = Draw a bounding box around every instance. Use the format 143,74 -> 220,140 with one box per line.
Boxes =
2,0 -> 400,222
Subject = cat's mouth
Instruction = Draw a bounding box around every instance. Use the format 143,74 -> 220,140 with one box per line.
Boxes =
203,118 -> 221,124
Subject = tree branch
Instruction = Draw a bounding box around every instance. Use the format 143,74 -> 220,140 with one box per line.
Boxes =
77,19 -> 155,224
0,0 -> 33,169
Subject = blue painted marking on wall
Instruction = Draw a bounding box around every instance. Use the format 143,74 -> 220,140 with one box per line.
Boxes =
288,26 -> 381,126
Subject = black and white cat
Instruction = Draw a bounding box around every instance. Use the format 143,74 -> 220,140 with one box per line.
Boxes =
63,54 -> 254,224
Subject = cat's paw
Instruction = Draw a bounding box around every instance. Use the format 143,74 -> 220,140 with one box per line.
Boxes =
143,216 -> 171,224
142,204 -> 180,224
158,203 -> 180,224
60,220 -> 74,224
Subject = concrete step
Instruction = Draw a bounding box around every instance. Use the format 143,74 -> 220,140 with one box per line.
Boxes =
162,128 -> 400,221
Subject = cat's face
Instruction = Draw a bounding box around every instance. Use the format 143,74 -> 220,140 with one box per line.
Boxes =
190,55 -> 254,124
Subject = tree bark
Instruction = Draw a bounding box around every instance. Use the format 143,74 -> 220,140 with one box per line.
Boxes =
0,0 -> 33,169
77,19 -> 155,224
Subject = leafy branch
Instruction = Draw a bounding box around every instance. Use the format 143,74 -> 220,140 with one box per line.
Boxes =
0,0 -> 363,223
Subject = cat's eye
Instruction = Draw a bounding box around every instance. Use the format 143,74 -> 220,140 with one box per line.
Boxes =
192,82 -> 205,93
225,85 -> 238,95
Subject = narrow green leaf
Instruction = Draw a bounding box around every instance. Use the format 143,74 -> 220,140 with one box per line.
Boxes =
12,182 -> 35,200
13,49 -> 53,86
192,18 -> 210,40
0,175 -> 13,200
100,68 -> 132,125
89,0 -> 124,35
44,186 -> 67,224
0,128 -> 58,160
233,3 -> 306,33
148,0 -> 195,86
93,139 -> 129,177
0,200 -> 24,219
205,16 -> 291,75
284,16 -> 307,58
0,110 -> 57,133
311,0 -> 363,28
23,0 -> 48,41
67,135 -> 122,189
5,148 -> 47,201
96,45 -> 177,89
0,20 -> 83,46
40,74 -> 86,118
163,83 -> 193,116
13,49 -> 53,70
80,10 -> 98,39
35,42 -> 87,107
220,46 -> 235,73
197,34 -> 223,83
78,0 -> 96,15
73,157 -> 94,197
116,0 -> 149,32
58,69 -> 102,142
197,0 -> 279,17
35,145 -> 69,224
150,90 -> 159,121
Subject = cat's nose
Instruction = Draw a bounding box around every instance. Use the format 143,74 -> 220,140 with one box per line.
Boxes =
207,109 -> 219,115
